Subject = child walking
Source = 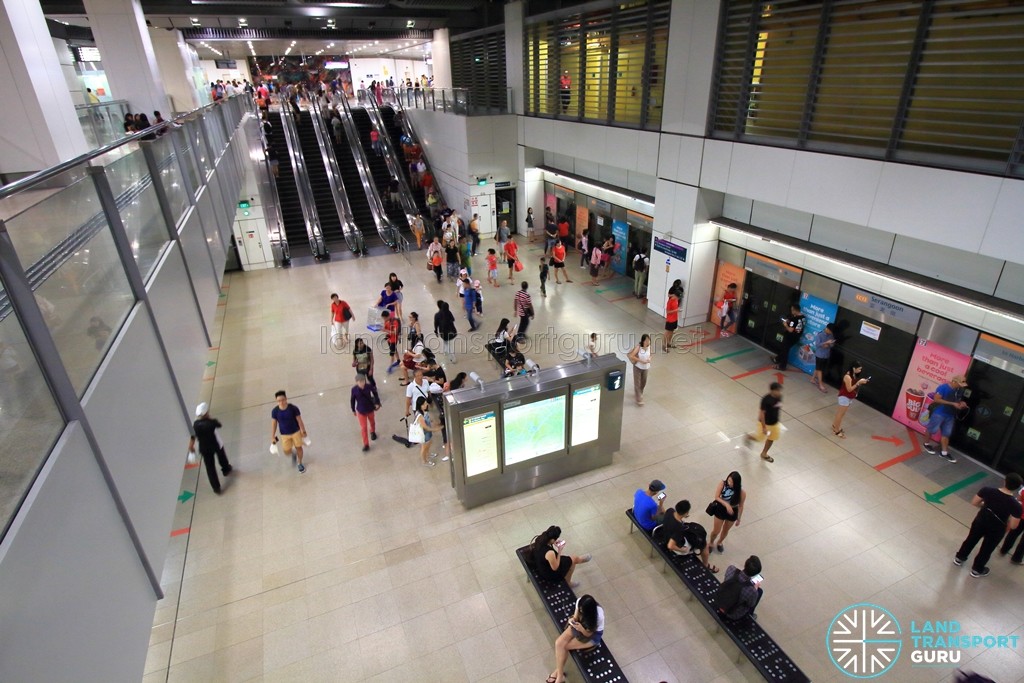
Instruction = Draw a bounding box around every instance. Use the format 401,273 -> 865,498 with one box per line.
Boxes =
539,258 -> 549,297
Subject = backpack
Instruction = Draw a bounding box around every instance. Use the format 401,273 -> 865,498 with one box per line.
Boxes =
682,522 -> 707,552
715,573 -> 752,620
634,255 -> 646,272
591,247 -> 603,266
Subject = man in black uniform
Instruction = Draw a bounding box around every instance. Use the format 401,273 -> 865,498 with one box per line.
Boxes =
188,402 -> 233,494
773,304 -> 805,371
954,472 -> 1022,578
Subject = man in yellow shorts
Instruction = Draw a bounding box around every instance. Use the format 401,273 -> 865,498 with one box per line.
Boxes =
270,390 -> 308,473
746,382 -> 783,463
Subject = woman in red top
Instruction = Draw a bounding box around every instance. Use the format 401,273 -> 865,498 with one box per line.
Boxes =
831,361 -> 869,438
551,241 -> 572,284
557,217 -> 570,245
503,237 -> 519,282
664,292 -> 680,351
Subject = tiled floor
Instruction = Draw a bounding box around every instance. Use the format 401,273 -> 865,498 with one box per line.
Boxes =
146,240 -> 1024,682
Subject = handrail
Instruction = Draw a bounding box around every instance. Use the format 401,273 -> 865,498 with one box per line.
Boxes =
251,114 -> 289,265
308,97 -> 364,256
0,95 -> 245,202
74,99 -> 130,111
335,93 -> 400,248
278,104 -> 328,259
364,95 -> 420,222
384,89 -> 448,213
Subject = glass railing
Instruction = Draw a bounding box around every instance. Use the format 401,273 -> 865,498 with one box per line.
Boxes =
0,94 -> 251,540
75,100 -> 132,149
367,87 -> 514,116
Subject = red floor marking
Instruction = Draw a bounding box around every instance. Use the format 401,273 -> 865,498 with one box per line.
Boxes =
874,429 -> 922,471
730,365 -> 775,380
209,346 -> 220,351
677,331 -> 712,349
170,527 -> 190,537
775,372 -> 786,385
185,463 -> 200,470
871,435 -> 903,446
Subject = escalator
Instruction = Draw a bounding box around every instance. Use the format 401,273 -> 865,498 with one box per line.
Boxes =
264,112 -> 310,256
296,112 -> 344,246
349,107 -> 409,233
380,106 -> 430,216
328,120 -> 382,250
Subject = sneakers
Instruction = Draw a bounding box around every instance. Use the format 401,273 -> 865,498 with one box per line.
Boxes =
971,567 -> 990,578
923,442 -> 937,454
953,556 -> 963,566
362,445 -> 370,452
370,432 -> 378,441
297,463 -> 306,473
423,460 -> 436,468
441,455 -> 450,462
939,452 -> 957,463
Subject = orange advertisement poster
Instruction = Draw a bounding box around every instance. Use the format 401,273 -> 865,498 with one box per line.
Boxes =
710,260 -> 746,333
574,205 -> 590,245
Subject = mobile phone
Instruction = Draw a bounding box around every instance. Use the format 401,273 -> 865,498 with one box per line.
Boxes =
656,491 -> 666,501
750,573 -> 764,585
866,376 -> 872,381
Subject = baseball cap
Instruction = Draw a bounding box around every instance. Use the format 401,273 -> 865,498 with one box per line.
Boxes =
195,402 -> 208,417
649,479 -> 666,492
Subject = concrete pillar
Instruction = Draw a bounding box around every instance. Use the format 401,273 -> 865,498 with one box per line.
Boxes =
661,0 -> 722,135
0,0 -> 90,177
504,1 -> 524,115
83,0 -> 169,118
431,28 -> 452,89
148,27 -> 200,114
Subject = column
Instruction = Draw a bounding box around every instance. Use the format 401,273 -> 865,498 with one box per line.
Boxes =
148,27 -> 201,113
661,0 -> 722,135
83,0 -> 169,118
0,0 -> 89,176
431,28 -> 452,88
504,1 -> 524,115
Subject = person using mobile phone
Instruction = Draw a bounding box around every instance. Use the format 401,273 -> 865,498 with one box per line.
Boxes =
832,361 -> 869,439
632,479 -> 668,531
716,555 -> 764,622
547,594 -> 604,683
528,526 -> 593,588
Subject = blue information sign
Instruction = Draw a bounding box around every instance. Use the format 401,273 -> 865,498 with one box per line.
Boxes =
653,238 -> 687,262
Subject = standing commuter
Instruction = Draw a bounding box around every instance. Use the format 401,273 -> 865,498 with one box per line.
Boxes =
632,250 -> 648,299
811,322 -> 835,391
188,403 -> 233,494
330,293 -> 353,348
426,237 -> 444,283
270,390 -> 308,474
954,473 -> 1022,578
462,278 -> 479,331
434,300 -> 458,363
745,382 -> 783,463
551,240 -> 571,284
351,374 -> 381,452
544,219 -> 558,256
707,471 -> 746,554
999,484 -> 1024,565
923,374 -> 969,463
503,236 -> 520,283
469,214 -> 481,256
831,361 -> 869,438
663,291 -> 680,350
626,334 -> 652,406
513,281 -> 534,340
772,304 -> 805,371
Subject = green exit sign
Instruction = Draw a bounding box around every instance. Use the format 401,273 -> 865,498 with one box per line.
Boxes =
476,177 -> 487,186
238,200 -> 251,209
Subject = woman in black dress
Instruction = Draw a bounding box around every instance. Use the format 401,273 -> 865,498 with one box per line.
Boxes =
433,300 -> 458,363
529,525 -> 592,588
707,471 -> 746,554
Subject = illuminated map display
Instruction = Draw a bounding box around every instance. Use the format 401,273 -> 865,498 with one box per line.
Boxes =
571,384 -> 601,446
463,411 -> 499,477
503,394 -> 567,465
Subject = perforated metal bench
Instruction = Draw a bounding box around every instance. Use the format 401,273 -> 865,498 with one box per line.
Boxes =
515,546 -> 627,683
625,510 -> 809,683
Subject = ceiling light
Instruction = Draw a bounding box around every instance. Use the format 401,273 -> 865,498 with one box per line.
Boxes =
406,20 -> 415,28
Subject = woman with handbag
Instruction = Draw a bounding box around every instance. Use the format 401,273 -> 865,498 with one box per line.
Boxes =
547,594 -> 603,683
626,334 -> 652,405
409,396 -> 443,467
707,471 -> 745,554
352,338 -> 375,386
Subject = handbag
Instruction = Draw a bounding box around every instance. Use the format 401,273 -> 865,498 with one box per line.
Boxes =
706,501 -> 722,517
513,258 -> 524,272
408,416 -> 425,443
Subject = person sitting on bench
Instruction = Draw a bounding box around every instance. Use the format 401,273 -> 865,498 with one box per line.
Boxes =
717,555 -> 764,621
529,525 -> 592,588
547,594 -> 604,683
503,340 -> 526,377
656,500 -> 719,573
633,479 -> 667,531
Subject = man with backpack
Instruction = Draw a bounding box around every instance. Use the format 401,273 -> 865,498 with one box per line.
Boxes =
656,499 -> 719,573
717,555 -> 764,621
632,250 -> 649,298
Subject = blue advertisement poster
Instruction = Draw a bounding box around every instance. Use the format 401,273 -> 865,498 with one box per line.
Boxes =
789,292 -> 839,375
611,220 -> 628,275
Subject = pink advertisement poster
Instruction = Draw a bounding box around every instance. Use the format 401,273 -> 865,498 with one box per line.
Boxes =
891,338 -> 972,434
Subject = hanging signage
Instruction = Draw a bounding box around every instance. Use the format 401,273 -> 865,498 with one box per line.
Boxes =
838,284 -> 921,334
75,46 -> 102,63
744,252 -> 801,288
788,292 -> 839,375
973,334 -> 1024,378
653,238 -> 687,262
892,338 -> 972,433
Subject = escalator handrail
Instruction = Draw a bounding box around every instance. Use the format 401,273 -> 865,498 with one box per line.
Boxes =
382,88 -> 448,213
335,93 -> 400,248
279,105 -> 328,258
308,97 -> 364,255
363,96 -> 420,222
254,115 -> 289,263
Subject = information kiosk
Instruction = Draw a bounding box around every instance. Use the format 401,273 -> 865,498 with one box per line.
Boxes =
444,354 -> 626,508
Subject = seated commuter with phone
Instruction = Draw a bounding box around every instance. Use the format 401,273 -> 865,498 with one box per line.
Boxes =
717,555 -> 764,621
632,479 -> 667,531
656,499 -> 719,573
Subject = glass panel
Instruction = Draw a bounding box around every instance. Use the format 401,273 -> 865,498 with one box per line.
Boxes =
95,149 -> 171,280
615,14 -> 648,126
556,19 -> 580,117
189,119 -> 213,176
0,279 -> 66,538
644,3 -> 670,130
3,176 -> 136,395
151,135 -> 190,225
174,129 -> 201,196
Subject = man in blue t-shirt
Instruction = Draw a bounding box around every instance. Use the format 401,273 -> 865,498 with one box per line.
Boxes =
270,390 -> 308,473
923,374 -> 968,463
632,479 -> 667,531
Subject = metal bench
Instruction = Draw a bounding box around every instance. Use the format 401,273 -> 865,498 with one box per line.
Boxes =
625,510 -> 809,683
514,545 -> 627,683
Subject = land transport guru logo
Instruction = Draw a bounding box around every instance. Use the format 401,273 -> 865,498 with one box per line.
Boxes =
827,603 -> 1021,678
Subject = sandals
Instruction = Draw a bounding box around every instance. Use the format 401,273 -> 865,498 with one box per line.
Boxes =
546,676 -> 558,683
716,544 -> 724,553
708,564 -> 720,574
832,428 -> 846,439
761,455 -> 774,463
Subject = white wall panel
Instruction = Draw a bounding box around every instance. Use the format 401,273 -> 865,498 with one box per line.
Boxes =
0,423 -> 155,683
147,245 -> 208,407
868,164 -> 1001,252
673,136 -> 704,187
661,0 -> 721,136
785,152 -> 882,226
888,235 -> 1003,295
722,194 -> 752,223
809,216 -> 895,264
653,179 -> 677,235
575,159 -> 600,181
180,200 -> 219,332
628,171 -> 658,197
636,132 -> 661,176
523,116 -> 554,154
657,134 -> 680,179
750,202 -> 812,241
599,164 -> 629,189
82,306 -> 188,570
980,178 -> 1024,264
699,139 -> 732,192
995,261 -> 1024,305
606,127 -> 638,171
726,144 -> 796,205
683,240 -> 718,325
